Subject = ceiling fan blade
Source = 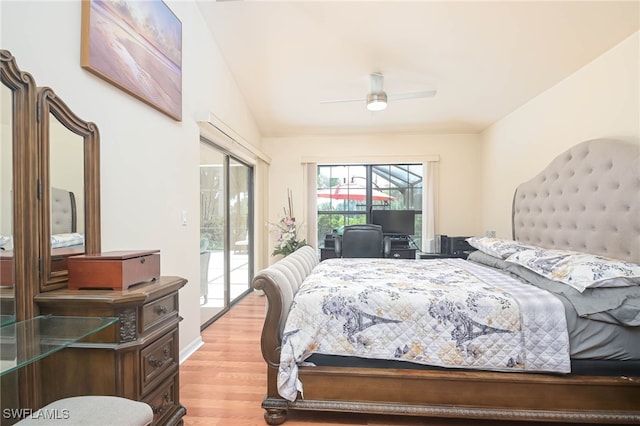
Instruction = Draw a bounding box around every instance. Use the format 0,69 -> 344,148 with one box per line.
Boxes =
388,89 -> 437,101
320,73 -> 435,107
320,97 -> 366,104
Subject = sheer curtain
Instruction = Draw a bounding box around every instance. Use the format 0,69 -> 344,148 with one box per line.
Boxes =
422,161 -> 438,252
303,162 -> 318,249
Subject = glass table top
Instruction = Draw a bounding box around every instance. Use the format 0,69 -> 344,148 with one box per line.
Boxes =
0,314 -> 15,327
0,315 -> 118,376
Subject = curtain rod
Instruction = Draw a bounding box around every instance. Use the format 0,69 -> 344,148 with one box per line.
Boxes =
196,111 -> 271,164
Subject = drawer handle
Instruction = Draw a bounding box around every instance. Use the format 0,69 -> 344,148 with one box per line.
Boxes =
140,257 -> 146,264
148,356 -> 166,368
155,305 -> 167,315
151,392 -> 171,414
148,346 -> 171,368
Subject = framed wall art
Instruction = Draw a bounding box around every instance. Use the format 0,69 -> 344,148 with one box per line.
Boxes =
81,0 -> 182,121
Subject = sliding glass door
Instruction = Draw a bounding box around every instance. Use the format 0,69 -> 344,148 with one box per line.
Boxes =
228,158 -> 251,302
199,140 -> 253,328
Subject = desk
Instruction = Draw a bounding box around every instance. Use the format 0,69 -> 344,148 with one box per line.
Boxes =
320,247 -> 337,261
389,248 -> 416,259
0,315 -> 117,376
321,247 -> 416,260
419,252 -> 468,260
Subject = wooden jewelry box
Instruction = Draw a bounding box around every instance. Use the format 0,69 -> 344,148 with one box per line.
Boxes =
0,253 -> 14,287
68,250 -> 160,290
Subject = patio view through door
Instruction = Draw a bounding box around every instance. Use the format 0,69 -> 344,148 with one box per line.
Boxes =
199,140 -> 253,328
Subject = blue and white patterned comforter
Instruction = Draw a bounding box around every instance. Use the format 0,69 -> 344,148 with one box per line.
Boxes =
278,258 -> 570,401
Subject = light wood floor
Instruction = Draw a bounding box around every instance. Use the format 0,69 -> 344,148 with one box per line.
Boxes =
179,292 -> 581,426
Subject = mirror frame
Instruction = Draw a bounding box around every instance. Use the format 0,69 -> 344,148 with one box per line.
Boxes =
37,87 -> 100,291
1,49 -> 42,410
0,49 -> 39,322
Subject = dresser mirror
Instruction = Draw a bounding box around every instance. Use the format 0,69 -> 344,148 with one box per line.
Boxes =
0,49 -> 101,303
37,87 -> 100,291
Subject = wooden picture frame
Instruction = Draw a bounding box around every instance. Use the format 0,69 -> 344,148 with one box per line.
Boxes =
81,0 -> 182,121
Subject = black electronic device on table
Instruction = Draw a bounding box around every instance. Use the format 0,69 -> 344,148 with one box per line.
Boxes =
439,235 -> 474,257
323,232 -> 337,249
370,210 -> 415,236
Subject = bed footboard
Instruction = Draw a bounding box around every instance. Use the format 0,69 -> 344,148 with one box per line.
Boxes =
252,246 -> 319,424
259,365 -> 640,425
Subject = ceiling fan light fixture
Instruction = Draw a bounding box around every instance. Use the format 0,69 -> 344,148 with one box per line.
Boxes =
366,92 -> 387,111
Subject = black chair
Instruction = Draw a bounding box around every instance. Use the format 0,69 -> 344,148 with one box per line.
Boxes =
334,224 -> 391,258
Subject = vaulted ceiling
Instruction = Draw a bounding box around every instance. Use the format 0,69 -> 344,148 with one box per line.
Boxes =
197,1 -> 639,138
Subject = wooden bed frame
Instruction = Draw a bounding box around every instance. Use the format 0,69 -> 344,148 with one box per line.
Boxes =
253,139 -> 640,425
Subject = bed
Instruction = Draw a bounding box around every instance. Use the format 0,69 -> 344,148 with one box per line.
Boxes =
252,138 -> 640,425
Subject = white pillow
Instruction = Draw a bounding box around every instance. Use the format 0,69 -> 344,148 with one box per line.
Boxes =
51,232 -> 84,249
505,248 -> 640,293
466,237 -> 535,259
0,235 -> 13,251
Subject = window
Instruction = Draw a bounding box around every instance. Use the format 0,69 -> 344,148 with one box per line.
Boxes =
317,164 -> 423,247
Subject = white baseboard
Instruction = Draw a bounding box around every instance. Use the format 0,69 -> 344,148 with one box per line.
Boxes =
179,336 -> 204,364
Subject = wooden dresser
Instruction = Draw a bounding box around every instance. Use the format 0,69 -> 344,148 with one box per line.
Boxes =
34,276 -> 187,426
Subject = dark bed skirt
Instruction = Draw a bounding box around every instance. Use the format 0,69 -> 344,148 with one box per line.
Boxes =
306,354 -> 640,377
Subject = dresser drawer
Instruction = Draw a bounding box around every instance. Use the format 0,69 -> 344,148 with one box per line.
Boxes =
141,292 -> 178,333
141,330 -> 178,394
143,373 -> 180,426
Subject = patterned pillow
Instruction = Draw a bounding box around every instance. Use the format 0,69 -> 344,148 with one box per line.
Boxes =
506,248 -> 640,293
466,237 -> 535,259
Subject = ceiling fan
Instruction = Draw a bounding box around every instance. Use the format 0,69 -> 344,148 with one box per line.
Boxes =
320,72 -> 437,112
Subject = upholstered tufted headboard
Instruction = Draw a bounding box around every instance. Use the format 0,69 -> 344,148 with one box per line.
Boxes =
51,187 -> 77,235
512,139 -> 640,264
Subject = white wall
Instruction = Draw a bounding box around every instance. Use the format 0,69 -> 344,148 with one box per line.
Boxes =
262,132 -> 482,255
480,32 -> 640,239
0,0 -> 262,358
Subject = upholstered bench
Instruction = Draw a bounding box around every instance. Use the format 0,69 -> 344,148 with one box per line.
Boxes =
15,396 -> 153,425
